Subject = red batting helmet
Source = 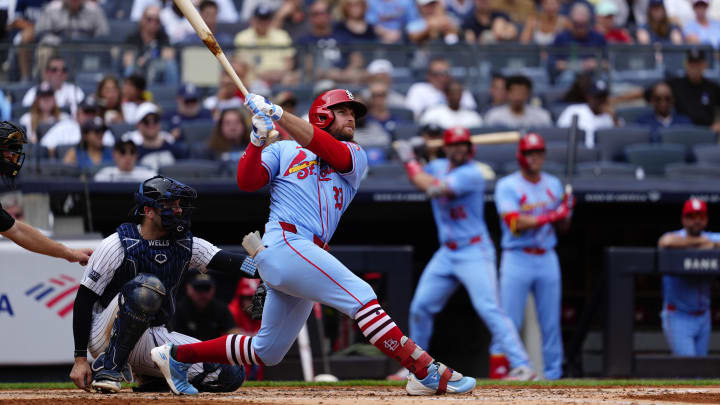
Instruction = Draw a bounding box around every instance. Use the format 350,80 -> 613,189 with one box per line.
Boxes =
443,127 -> 471,146
309,89 -> 367,129
517,132 -> 546,170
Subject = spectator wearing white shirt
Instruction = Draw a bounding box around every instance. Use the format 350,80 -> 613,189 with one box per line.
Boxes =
557,78 -> 616,148
484,75 -> 552,128
94,138 -> 158,182
420,80 -> 483,128
131,0 -> 238,23
19,82 -> 69,143
40,95 -> 115,156
405,57 -> 476,118
22,56 -> 84,114
121,74 -> 149,125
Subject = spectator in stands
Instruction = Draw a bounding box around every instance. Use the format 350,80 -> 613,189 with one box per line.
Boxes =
557,78 -> 615,148
160,1 -> 195,44
124,5 -> 179,86
93,138 -> 158,182
445,0 -> 474,22
170,273 -> 240,342
334,0 -> 377,42
595,1 -> 633,43
420,80 -> 484,128
683,0 -> 720,48
121,74 -> 149,125
34,0 -> 109,45
40,95 -> 115,157
6,0 -> 43,81
488,73 -> 507,110
463,0 -> 517,44
405,57 -> 477,118
551,2 -> 607,78
22,56 -> 84,114
635,81 -> 692,142
62,117 -> 114,170
181,0 -> 233,45
270,0 -> 307,38
203,69 -> 246,116
366,81 -> 411,136
657,199 -> 720,357
132,0 -> 239,23
520,0 -> 567,45
227,278 -> 262,336
667,48 -> 720,132
360,59 -> 406,108
490,0 -> 536,23
199,108 -> 251,161
164,84 -> 213,141
239,0 -> 283,23
0,90 -> 10,121
234,5 -> 296,86
19,82 -> 68,144
130,102 -> 188,170
636,0 -> 684,45
485,75 -> 553,128
366,0 -> 419,43
665,0 -> 696,24
407,0 -> 460,44
96,75 -> 125,125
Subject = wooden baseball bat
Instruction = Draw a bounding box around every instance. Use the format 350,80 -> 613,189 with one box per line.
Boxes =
172,0 -> 278,138
425,131 -> 521,148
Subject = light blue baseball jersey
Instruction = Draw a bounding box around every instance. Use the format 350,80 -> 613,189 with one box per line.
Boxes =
495,171 -> 564,250
424,158 -> 492,248
260,140 -> 367,243
662,229 -> 720,313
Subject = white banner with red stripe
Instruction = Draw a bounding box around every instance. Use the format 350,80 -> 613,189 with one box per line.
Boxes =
0,238 -> 101,365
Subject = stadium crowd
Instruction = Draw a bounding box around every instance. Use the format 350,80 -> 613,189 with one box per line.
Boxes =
0,0 -> 720,181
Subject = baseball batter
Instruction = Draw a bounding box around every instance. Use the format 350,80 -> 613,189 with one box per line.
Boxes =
658,198 -> 720,356
489,133 -> 572,380
150,90 -> 476,396
393,127 -> 536,381
70,176 -> 258,393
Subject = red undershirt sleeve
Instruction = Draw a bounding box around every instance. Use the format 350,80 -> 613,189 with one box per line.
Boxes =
306,126 -> 353,173
236,144 -> 270,192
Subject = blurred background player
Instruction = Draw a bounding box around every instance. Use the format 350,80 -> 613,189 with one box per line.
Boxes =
0,121 -> 92,264
392,127 -> 536,381
489,133 -> 573,380
657,198 -> 720,357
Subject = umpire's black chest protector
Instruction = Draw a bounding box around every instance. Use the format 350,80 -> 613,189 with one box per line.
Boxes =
99,223 -> 193,322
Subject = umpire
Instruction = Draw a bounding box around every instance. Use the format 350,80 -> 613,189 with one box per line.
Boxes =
0,121 -> 92,264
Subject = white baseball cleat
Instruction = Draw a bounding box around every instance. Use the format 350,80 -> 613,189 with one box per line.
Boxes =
150,344 -> 198,395
503,365 -> 538,381
405,362 -> 476,395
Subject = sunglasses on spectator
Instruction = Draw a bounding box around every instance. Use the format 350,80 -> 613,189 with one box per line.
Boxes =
141,116 -> 160,125
429,70 -> 449,76
117,148 -> 138,155
145,16 -> 160,22
47,66 -> 68,73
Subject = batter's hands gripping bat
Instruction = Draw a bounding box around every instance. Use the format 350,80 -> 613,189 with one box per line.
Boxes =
173,0 -> 278,138
425,131 -> 521,148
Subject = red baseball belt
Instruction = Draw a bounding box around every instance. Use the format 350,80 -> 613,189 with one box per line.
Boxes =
522,247 -> 547,255
279,221 -> 329,251
444,235 -> 482,250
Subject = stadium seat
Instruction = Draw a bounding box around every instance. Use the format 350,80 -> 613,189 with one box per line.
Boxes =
106,20 -> 137,43
32,160 -> 82,177
393,124 -> 419,140
624,143 -> 686,176
545,142 -> 599,167
662,44 -> 715,77
159,159 -> 221,179
576,161 -> 637,177
608,44 -> 662,82
502,160 -> 564,176
109,123 -> 135,138
474,143 -> 516,168
529,127 -> 586,143
388,107 -> 414,122
149,85 -> 180,104
615,106 -> 653,124
180,121 -> 215,143
368,162 -> 405,178
692,144 -> 720,165
595,127 -> 651,161
658,126 -> 716,149
665,163 -> 720,179
471,126 -> 513,134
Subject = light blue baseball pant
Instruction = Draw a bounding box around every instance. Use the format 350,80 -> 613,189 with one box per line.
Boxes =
409,244 -> 530,368
661,308 -> 711,357
490,249 -> 563,379
252,226 -> 377,365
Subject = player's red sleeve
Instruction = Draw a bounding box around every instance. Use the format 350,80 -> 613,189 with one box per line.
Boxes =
306,126 -> 352,173
503,212 -> 519,234
236,144 -> 269,192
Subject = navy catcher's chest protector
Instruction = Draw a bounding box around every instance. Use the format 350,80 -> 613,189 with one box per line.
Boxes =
99,223 -> 193,323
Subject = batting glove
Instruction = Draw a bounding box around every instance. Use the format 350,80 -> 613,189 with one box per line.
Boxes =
245,93 -> 283,121
250,113 -> 274,147
242,230 -> 265,258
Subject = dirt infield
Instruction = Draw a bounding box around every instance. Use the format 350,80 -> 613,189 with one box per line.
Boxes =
2,386 -> 720,404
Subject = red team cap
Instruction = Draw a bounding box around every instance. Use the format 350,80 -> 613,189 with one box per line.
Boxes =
682,198 -> 707,216
443,127 -> 471,146
308,89 -> 367,129
517,132 -> 546,170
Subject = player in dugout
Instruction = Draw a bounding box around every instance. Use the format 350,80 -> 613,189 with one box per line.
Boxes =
0,121 -> 92,264
489,133 -> 573,380
150,90 -> 477,396
658,198 -> 720,357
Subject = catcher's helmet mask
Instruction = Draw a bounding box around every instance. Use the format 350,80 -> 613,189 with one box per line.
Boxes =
134,176 -> 197,237
0,122 -> 27,189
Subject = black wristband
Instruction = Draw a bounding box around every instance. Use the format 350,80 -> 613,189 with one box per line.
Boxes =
74,349 -> 87,358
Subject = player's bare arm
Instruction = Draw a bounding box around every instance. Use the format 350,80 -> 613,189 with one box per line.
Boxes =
658,233 -> 714,249
2,220 -> 92,265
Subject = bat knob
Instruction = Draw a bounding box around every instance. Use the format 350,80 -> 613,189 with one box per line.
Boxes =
565,184 -> 573,196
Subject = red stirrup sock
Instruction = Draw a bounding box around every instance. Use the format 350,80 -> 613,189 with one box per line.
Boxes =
173,334 -> 263,366
354,299 -> 433,379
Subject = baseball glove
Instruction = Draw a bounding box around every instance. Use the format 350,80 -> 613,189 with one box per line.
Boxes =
247,281 -> 266,320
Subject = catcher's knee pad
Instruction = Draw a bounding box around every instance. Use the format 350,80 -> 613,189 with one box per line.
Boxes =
190,363 -> 245,392
103,274 -> 166,372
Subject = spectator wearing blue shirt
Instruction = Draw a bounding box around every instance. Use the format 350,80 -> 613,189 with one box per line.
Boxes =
62,117 -> 114,170
635,81 -> 692,142
407,0 -> 460,45
366,0 -> 420,43
550,2 -> 607,81
365,81 -> 411,137
181,0 -> 234,46
334,0 -> 378,43
131,103 -> 188,170
636,0 -> 684,45
684,0 -> 720,49
163,84 -> 213,141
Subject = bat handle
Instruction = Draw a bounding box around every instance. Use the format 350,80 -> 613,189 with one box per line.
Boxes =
565,183 -> 573,196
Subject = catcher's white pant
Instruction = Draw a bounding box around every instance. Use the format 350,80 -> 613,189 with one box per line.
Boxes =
88,294 -> 207,380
